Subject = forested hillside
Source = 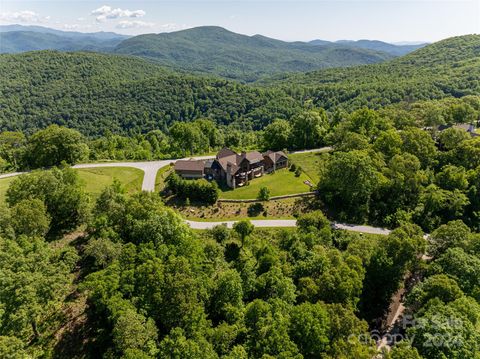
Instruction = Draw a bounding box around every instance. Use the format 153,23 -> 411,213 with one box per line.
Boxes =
1,35 -> 478,137
268,35 -> 480,110
0,51 -> 301,136
114,26 -> 393,81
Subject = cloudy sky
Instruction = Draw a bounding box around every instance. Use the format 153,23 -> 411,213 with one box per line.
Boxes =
1,0 -> 479,42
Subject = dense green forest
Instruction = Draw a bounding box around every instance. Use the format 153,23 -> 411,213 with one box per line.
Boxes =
1,33 -> 480,359
1,35 -> 479,137
268,35 -> 480,111
1,168 -> 479,358
0,51 -> 301,136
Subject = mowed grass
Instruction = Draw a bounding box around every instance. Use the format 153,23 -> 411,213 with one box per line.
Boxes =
0,176 -> 16,203
155,164 -> 174,191
0,167 -> 144,203
219,168 -> 312,200
289,151 -> 328,184
76,167 -> 144,198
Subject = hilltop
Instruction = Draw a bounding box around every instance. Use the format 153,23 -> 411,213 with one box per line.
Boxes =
113,26 -> 394,81
1,25 -> 429,82
309,39 -> 426,56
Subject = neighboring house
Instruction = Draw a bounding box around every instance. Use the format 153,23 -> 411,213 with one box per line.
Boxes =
436,123 -> 479,137
174,147 -> 288,189
174,159 -> 205,179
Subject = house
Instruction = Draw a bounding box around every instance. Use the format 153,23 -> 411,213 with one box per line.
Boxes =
262,150 -> 288,172
436,123 -> 479,137
216,150 -> 265,188
174,147 -> 289,189
174,159 -> 205,179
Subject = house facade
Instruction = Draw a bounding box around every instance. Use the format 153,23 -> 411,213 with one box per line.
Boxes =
173,147 -> 288,189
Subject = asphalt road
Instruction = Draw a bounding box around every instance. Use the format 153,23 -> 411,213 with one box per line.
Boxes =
186,219 -> 392,236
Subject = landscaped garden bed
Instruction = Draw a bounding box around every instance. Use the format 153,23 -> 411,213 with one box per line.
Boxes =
165,196 -> 319,221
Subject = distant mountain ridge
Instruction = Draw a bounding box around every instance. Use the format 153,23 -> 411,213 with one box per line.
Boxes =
309,39 -> 427,56
0,24 -> 426,82
0,24 -> 130,53
113,26 -> 395,81
0,24 -> 129,40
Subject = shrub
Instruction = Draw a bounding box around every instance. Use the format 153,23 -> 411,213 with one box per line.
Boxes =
295,166 -> 302,177
257,187 -> 270,201
248,202 -> 264,217
290,163 -> 297,172
166,173 -> 219,204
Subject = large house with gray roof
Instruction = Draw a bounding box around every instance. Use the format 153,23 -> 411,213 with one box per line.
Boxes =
174,147 -> 288,189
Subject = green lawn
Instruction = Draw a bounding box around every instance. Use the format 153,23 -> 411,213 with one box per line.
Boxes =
155,164 -> 174,192
76,167 -> 144,198
219,169 -> 312,200
0,176 -> 16,204
289,152 -> 328,184
0,167 -> 144,204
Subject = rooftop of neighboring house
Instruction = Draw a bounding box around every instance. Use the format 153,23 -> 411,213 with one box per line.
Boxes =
437,123 -> 475,132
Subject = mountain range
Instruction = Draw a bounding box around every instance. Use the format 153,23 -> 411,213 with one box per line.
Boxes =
0,25 -> 426,81
0,25 -> 129,53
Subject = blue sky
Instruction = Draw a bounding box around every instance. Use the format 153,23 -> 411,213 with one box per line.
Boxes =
1,1 -> 479,42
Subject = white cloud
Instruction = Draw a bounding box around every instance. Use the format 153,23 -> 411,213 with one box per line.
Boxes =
116,20 -> 154,29
0,10 -> 45,23
92,5 -> 146,22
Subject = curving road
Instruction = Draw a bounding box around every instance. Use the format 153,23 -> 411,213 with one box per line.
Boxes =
186,219 -> 392,236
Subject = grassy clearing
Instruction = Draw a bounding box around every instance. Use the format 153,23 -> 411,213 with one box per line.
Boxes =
219,168 -> 312,200
76,167 -> 144,198
0,176 -> 16,203
0,167 -> 144,203
289,151 -> 329,184
155,164 -> 174,192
